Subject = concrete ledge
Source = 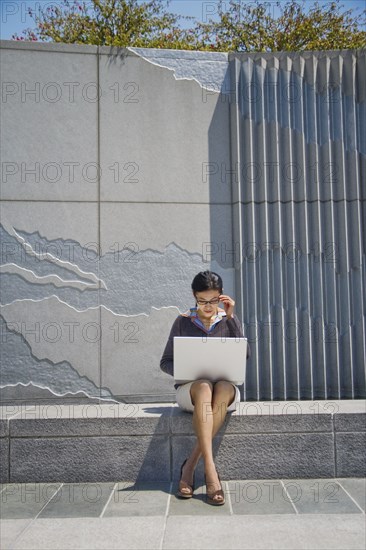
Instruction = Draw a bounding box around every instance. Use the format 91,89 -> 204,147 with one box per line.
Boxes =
0,401 -> 365,483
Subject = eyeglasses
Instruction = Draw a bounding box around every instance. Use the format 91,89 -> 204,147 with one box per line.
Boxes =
196,298 -> 220,306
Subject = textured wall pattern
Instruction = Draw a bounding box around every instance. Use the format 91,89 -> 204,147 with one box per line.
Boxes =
0,42 -> 365,402
229,51 -> 365,399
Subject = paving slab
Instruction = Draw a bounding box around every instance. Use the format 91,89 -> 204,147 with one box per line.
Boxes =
227,480 -> 296,514
4,517 -> 166,550
0,519 -> 34,550
38,483 -> 115,518
103,481 -> 170,516
162,514 -> 366,550
0,483 -> 61,519
0,479 -> 364,550
337,478 -> 366,512
282,479 -> 363,514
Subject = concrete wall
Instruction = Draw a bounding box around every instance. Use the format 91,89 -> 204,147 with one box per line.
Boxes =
0,41 -> 365,403
1,401 -> 365,483
230,51 -> 366,399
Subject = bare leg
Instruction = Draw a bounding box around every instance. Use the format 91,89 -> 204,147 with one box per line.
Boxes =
180,380 -> 235,495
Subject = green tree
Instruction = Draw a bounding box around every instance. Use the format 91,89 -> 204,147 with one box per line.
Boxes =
12,0 -> 198,49
197,0 -> 366,51
12,0 -> 366,51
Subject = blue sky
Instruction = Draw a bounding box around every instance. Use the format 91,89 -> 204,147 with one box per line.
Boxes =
1,0 -> 365,40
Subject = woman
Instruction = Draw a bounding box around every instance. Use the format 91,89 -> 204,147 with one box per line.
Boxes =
160,270 -> 250,505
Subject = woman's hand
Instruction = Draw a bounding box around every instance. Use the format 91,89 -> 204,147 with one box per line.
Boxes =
219,294 -> 235,319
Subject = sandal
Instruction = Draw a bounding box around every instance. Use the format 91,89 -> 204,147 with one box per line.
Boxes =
204,471 -> 225,505
176,458 -> 195,498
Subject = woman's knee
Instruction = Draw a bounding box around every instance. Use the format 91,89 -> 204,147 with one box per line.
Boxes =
213,380 -> 236,404
189,379 -> 213,405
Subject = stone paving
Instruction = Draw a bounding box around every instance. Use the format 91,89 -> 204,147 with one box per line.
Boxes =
1,478 -> 365,549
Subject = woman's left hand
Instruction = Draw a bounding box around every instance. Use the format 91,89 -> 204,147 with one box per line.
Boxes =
219,294 -> 235,319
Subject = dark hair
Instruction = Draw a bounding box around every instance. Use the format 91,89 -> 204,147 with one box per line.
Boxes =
191,270 -> 223,294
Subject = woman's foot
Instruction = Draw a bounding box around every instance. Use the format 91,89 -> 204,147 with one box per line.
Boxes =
204,464 -> 225,505
177,458 -> 196,498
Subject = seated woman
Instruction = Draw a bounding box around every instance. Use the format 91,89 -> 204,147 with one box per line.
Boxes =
160,270 -> 250,505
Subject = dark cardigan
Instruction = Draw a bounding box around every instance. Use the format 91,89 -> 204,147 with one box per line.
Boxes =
160,309 -> 251,390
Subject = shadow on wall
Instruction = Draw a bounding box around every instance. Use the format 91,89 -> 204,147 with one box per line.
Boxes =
130,405 -> 230,490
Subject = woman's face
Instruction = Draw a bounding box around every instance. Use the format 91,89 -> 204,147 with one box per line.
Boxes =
194,289 -> 221,319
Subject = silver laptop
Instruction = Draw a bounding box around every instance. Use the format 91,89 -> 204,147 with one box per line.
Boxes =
173,336 -> 247,385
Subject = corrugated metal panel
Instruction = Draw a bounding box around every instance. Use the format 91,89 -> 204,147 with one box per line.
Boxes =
229,50 -> 366,400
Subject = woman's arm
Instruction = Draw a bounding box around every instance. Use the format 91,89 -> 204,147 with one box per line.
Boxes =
160,316 -> 182,377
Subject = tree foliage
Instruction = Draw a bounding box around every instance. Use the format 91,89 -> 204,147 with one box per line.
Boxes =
197,0 -> 366,51
12,0 -> 197,48
12,0 -> 366,51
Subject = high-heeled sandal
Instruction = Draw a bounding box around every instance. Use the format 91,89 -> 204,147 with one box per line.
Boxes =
176,458 -> 195,498
204,471 -> 225,505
